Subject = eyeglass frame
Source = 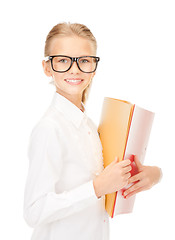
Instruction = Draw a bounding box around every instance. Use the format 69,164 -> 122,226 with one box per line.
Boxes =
44,55 -> 100,73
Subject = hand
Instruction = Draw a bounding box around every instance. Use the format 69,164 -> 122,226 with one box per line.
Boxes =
123,155 -> 162,199
93,157 -> 132,198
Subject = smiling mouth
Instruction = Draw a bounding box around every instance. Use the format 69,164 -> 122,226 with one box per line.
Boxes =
64,78 -> 84,85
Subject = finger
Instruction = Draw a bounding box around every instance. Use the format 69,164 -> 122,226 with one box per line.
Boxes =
124,172 -> 131,180
123,165 -> 132,174
124,186 -> 146,199
128,172 -> 143,184
123,181 -> 143,197
120,159 -> 131,167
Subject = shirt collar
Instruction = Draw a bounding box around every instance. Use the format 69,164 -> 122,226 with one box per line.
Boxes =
50,91 -> 86,128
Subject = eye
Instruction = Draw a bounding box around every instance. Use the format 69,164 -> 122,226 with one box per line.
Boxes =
59,58 -> 68,63
80,58 -> 90,63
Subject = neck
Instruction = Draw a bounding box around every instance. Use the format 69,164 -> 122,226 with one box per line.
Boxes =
56,90 -> 83,110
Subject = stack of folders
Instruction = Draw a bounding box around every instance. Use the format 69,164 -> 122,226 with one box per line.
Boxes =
98,97 -> 155,218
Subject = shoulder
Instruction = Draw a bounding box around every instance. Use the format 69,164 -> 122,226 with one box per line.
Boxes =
27,117 -> 62,158
29,117 -> 60,143
30,104 -> 64,135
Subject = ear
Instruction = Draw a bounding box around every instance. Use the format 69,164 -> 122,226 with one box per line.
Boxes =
42,60 -> 52,77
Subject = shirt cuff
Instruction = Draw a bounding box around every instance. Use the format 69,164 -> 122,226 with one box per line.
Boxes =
68,180 -> 101,204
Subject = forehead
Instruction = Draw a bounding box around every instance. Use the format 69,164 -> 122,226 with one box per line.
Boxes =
49,36 -> 95,56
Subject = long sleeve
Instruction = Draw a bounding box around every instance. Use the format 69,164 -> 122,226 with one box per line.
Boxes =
23,120 -> 99,228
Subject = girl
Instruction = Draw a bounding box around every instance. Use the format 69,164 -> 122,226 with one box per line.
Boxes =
23,22 -> 162,240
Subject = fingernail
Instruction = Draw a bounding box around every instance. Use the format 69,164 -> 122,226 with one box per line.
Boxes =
123,192 -> 126,197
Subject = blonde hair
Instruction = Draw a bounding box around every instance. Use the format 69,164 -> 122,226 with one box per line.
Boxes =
44,22 -> 97,105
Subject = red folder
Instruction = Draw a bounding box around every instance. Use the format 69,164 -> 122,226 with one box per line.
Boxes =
98,97 -> 155,217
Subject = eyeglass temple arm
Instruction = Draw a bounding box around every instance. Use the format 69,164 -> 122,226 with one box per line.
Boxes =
44,56 -> 51,61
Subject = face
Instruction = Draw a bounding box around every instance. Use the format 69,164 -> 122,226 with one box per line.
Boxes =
42,36 -> 96,101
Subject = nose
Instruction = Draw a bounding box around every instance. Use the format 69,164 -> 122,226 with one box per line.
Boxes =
69,60 -> 80,74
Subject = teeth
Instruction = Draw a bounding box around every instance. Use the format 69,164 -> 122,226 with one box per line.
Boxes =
65,79 -> 82,82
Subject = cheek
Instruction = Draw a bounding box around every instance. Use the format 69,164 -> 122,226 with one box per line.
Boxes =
82,76 -> 93,89
85,73 -> 94,83
52,73 -> 66,82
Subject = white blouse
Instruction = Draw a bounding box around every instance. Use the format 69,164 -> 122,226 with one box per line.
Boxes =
23,91 -> 109,240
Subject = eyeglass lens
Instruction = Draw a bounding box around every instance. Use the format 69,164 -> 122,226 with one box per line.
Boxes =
51,56 -> 98,73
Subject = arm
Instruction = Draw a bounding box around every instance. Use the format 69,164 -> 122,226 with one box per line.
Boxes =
23,121 -> 100,228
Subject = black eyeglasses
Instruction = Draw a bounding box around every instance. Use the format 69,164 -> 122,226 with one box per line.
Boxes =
44,55 -> 100,73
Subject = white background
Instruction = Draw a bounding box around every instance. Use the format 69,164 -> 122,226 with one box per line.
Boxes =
0,0 -> 174,239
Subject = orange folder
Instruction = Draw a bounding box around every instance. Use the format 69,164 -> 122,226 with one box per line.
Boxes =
98,97 -> 155,218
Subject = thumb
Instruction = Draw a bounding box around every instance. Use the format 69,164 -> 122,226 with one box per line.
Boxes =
113,156 -> 119,164
134,155 -> 142,170
109,156 -> 119,167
